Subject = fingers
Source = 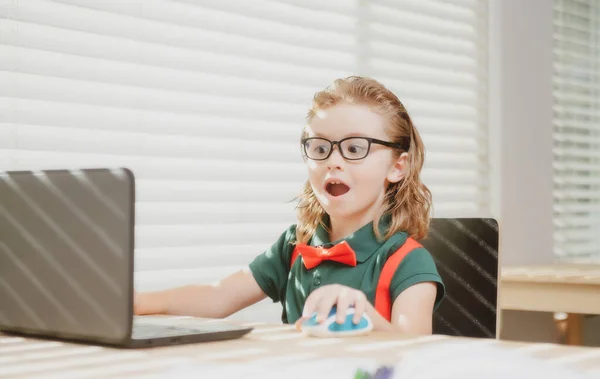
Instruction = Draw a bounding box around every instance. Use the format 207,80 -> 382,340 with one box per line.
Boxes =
301,286 -> 338,324
301,285 -> 368,325
335,288 -> 353,324
316,288 -> 339,323
302,286 -> 326,321
352,291 -> 367,324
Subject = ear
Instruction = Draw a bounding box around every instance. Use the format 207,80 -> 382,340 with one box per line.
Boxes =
387,152 -> 408,184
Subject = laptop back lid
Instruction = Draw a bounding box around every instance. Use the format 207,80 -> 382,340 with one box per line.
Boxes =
0,168 -> 135,345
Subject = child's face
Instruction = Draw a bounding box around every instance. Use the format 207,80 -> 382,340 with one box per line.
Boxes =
304,103 -> 406,224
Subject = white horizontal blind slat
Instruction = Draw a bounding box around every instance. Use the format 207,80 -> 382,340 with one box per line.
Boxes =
135,244 -> 272,271
0,98 -> 299,141
0,20 -> 344,88
135,203 -> 299,225
54,0 -> 356,51
0,45 -> 314,105
553,0 -> 600,261
1,0 -> 357,71
0,123 -> 301,162
0,72 -> 307,121
135,223 -> 293,248
1,0 -> 490,321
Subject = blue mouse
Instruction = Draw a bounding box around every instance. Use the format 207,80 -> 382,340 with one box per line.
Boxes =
300,306 -> 373,337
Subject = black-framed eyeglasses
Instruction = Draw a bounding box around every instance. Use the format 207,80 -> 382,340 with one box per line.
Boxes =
301,136 -> 410,161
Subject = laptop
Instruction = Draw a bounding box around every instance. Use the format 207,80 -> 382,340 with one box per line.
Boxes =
0,168 -> 253,348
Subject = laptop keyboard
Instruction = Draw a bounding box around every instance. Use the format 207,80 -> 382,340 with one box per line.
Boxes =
131,323 -> 208,339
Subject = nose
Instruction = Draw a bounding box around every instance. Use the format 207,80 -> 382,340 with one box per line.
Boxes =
326,145 -> 344,170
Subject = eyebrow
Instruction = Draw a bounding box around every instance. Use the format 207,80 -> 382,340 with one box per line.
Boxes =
344,132 -> 369,138
309,132 -> 369,139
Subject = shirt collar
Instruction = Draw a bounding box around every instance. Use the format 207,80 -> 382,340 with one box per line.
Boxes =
310,215 -> 405,262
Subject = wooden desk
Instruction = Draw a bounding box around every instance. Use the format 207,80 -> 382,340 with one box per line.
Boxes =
2,316 -> 600,378
501,264 -> 600,345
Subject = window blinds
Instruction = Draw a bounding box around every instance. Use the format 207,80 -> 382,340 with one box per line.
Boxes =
553,0 -> 600,261
0,0 -> 490,321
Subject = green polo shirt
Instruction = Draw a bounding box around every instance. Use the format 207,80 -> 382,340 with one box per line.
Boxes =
249,220 -> 445,324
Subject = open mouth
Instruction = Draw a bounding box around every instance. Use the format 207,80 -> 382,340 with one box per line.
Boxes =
325,181 -> 350,197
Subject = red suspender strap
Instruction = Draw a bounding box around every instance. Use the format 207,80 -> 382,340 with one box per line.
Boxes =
374,237 -> 422,322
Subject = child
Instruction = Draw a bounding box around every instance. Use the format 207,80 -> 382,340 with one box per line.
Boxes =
135,76 -> 445,334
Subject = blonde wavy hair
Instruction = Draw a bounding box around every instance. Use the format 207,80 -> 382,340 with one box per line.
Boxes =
295,76 -> 432,244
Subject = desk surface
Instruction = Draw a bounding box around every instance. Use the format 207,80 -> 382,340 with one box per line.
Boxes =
502,264 -> 600,285
2,316 -> 600,379
500,263 -> 600,314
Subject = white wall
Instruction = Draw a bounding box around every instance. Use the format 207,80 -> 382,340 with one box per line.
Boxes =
489,0 -> 555,267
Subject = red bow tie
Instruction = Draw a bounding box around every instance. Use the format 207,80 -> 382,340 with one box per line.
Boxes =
295,241 -> 357,269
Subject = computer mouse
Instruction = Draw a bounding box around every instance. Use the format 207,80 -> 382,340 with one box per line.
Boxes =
300,306 -> 373,337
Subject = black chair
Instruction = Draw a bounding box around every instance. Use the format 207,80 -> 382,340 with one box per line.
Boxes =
421,218 -> 499,338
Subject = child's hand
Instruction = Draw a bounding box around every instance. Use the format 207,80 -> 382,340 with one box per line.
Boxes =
133,290 -> 146,315
299,284 -> 368,325
133,290 -> 161,315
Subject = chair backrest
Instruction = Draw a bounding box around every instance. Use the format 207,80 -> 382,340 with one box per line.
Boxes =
420,218 -> 499,338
